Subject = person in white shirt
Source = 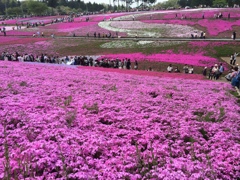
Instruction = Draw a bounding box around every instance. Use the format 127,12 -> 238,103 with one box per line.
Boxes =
118,60 -> 122,69
225,67 -> 238,81
212,64 -> 218,73
167,64 -> 173,72
230,54 -> 234,65
212,64 -> 219,80
18,55 -> 23,62
188,65 -> 194,74
233,52 -> 239,65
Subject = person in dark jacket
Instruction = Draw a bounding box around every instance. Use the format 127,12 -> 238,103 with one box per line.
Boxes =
126,59 -> 131,69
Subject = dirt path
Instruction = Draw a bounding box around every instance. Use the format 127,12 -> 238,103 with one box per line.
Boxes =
221,56 -> 240,65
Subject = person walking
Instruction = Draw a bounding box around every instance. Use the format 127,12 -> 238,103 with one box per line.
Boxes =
134,60 -> 138,70
212,64 -> 219,80
126,59 -> 131,69
219,63 -> 224,77
202,67 -> 207,76
233,52 -> 239,65
232,31 -> 236,40
203,32 -> 206,39
230,54 -> 234,65
3,27 -> 6,36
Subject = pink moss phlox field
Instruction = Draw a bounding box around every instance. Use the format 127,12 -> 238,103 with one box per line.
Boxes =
0,61 -> 239,179
0,38 -> 52,55
85,13 -> 126,22
143,19 -> 195,25
98,52 -> 218,67
76,12 -> 130,22
0,37 -> 23,44
0,37 -> 48,45
198,19 -> 240,36
0,18 -> 30,25
0,16 -> 62,25
163,8 -> 240,19
0,30 -> 33,36
44,21 -> 126,36
44,22 -> 98,32
142,19 -> 240,36
77,24 -> 127,37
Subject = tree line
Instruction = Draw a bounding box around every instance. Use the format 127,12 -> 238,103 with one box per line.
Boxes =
0,0 -> 106,16
1,0 -> 239,16
0,0 -> 159,16
178,0 -> 240,7
156,0 -> 240,9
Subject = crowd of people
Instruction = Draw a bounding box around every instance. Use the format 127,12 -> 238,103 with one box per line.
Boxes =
167,64 -> 194,74
0,52 -> 139,70
230,52 -> 239,65
225,65 -> 240,88
25,21 -> 46,28
0,26 -> 6,36
90,31 -> 119,38
226,52 -> 240,88
191,31 -> 206,39
175,11 -> 231,20
165,61 -> 240,89
207,63 -> 225,80
203,61 -> 240,88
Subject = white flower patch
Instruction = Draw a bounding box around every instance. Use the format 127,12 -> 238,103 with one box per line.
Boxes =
99,21 -> 197,38
110,21 -> 160,29
100,40 -> 184,49
163,24 -> 196,37
98,21 -> 131,33
127,31 -> 158,37
137,41 -> 154,45
100,41 -> 135,48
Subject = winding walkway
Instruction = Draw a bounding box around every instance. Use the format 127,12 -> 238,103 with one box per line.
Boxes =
1,33 -> 240,42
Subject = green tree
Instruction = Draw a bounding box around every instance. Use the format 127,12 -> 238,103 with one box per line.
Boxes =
149,0 -> 156,4
26,0 -> 48,15
178,0 -> 187,7
190,0 -> 197,6
59,0 -> 67,6
56,5 -> 72,14
6,6 -> 21,15
213,0 -> 227,7
46,0 -> 58,14
177,0 -> 213,7
227,0 -> 240,6
161,0 -> 178,8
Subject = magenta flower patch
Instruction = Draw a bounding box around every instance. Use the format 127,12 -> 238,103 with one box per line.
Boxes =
163,8 -> 240,19
45,22 -> 98,31
98,52 -> 218,67
0,61 -> 239,179
0,37 -> 48,45
142,19 -> 240,36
